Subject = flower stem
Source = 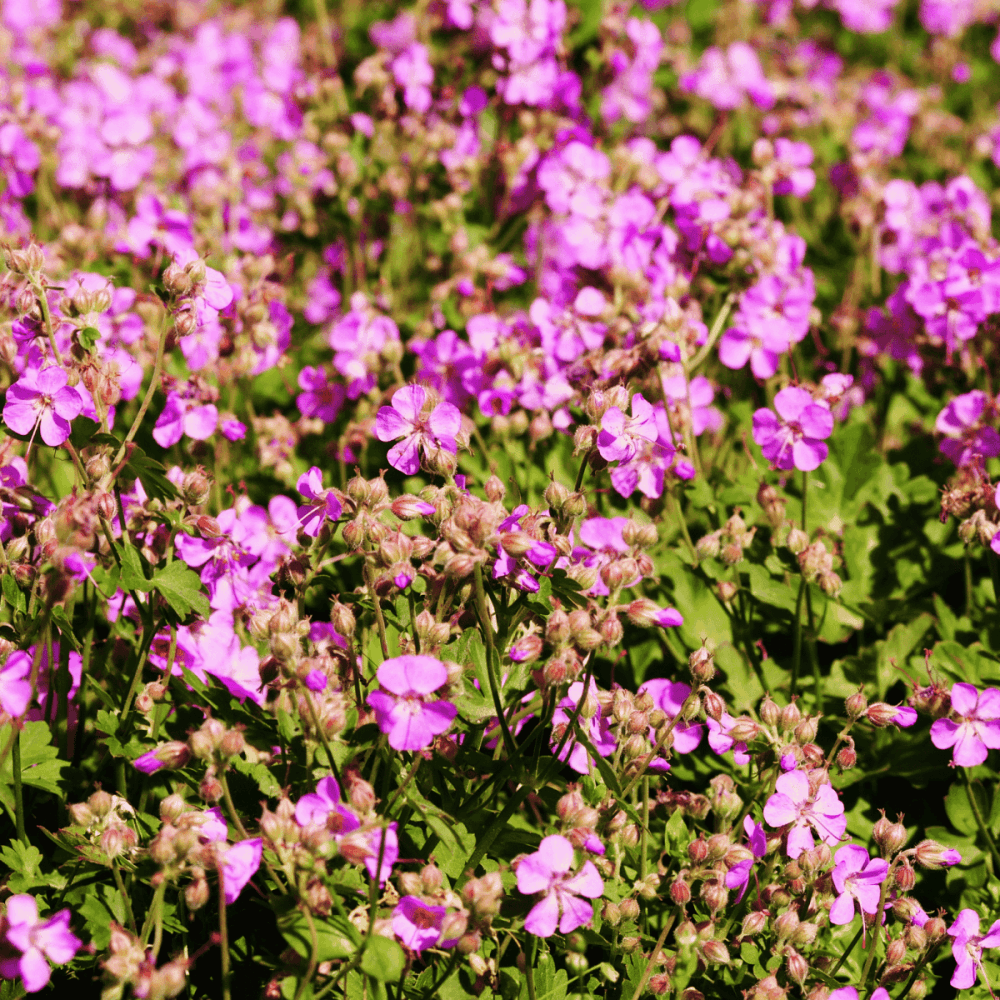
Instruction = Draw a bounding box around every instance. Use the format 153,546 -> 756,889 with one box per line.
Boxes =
473,561 -> 516,757
219,771 -> 250,841
629,914 -> 676,1000
860,879 -> 890,988
801,469 -> 808,531
830,923 -> 863,975
112,863 -> 138,935
963,769 -> 1000,873
12,727 -> 25,842
790,576 -> 806,699
363,559 -> 390,660
218,866 -> 232,1000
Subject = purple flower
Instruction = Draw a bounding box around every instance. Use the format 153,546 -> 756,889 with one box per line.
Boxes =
0,895 -> 81,993
763,770 -> 846,858
829,989 -> 890,1000
295,467 -> 343,538
550,680 -> 617,775
706,713 -> 750,765
132,741 -> 191,775
152,392 -> 218,448
725,815 -> 767,902
3,367 -> 83,447
295,777 -> 361,836
930,683 -> 1000,767
829,845 -> 889,925
374,385 -> 462,476
637,679 -> 702,754
752,387 -> 834,472
219,839 -> 263,905
368,655 -> 458,751
597,393 -> 657,464
935,391 -> 1000,468
392,896 -> 447,953
0,655 -> 31,719
948,909 -> 1000,989
516,834 -> 604,937
297,366 -> 345,423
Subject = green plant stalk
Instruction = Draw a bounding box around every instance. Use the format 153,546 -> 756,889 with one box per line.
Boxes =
895,939 -> 943,1000
112,863 -> 137,935
525,936 -> 538,1000
620,690 -> 699,800
32,279 -> 63,364
963,769 -> 1000,872
363,559 -> 390,659
860,878 -> 891,988
218,866 -> 232,1000
293,894 -> 321,1000
806,585 -> 823,713
629,915 -> 675,1000
12,727 -> 25,843
640,777 -> 649,884
141,878 -> 168,949
304,691 -> 342,784
790,575 -> 806,700
830,923 -> 863,976
473,562 -> 516,757
385,755 -> 422,815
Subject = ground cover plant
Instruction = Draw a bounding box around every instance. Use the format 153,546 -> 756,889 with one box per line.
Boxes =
5,0 -> 1000,997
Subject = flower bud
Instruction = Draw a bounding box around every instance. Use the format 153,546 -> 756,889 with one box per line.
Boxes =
836,745 -> 857,769
914,839 -> 961,869
696,531 -> 722,559
602,902 -> 622,926
741,911 -> 767,937
774,910 -> 799,940
701,940 -> 730,965
872,812 -> 908,856
924,917 -> 947,941
619,897 -> 640,921
759,695 -> 780,727
779,702 -> 801,731
186,874 -> 210,911
785,947 -> 808,984
669,879 -> 691,905
786,527 -> 809,553
845,688 -> 868,718
728,717 -> 759,742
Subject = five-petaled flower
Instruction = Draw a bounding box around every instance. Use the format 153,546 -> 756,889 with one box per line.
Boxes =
3,367 -> 83,447
948,908 -> 1000,989
763,770 -> 846,858
0,895 -> 81,993
296,467 -> 344,537
930,682 -> 1000,767
752,386 -> 834,471
828,844 -> 889,926
516,834 -> 604,937
374,384 -> 462,476
368,655 -> 458,751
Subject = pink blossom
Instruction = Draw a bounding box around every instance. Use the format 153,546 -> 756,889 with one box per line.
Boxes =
930,683 -> 1000,767
3,367 -> 83,447
295,467 -> 343,538
752,386 -> 834,471
829,845 -> 889,925
725,815 -> 767,902
0,655 -> 31,718
374,385 -> 461,476
637,679 -> 702,753
368,655 -> 457,751
152,392 -> 218,448
948,909 -> 1000,989
0,895 -> 81,993
935,391 -> 1000,468
828,989 -> 890,1000
597,393 -> 657,463
516,835 -> 604,937
763,770 -> 846,857
392,896 -> 447,953
706,713 -> 750,765
219,839 -> 263,905
550,680 -> 617,775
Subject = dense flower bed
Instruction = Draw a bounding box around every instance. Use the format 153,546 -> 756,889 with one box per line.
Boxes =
1,0 -> 1000,997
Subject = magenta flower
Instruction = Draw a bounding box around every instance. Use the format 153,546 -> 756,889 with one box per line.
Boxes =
297,366 -> 346,423
0,655 -> 32,718
132,741 -> 191,775
374,385 -> 461,476
392,896 -> 447,953
752,387 -> 834,472
0,895 -> 81,993
368,655 -> 458,751
295,467 -> 343,538
152,392 -> 218,448
948,909 -> 1000,989
294,776 -> 361,836
829,989 -> 890,1000
935,391 -> 1000,468
597,393 -> 657,464
550,680 -> 617,775
930,683 -> 1000,767
219,839 -> 263,905
516,835 -> 604,937
763,770 -> 846,858
3,367 -> 83,447
829,845 -> 889,925
706,713 -> 750,765
637,679 -> 702,754
725,815 -> 767,902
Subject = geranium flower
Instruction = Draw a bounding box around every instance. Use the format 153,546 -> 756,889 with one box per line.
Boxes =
516,835 -> 604,937
295,467 -> 343,537
763,770 -> 846,857
948,909 -> 1000,989
0,895 -> 81,993
550,680 -> 617,775
219,839 -> 263,905
725,816 -> 767,902
374,385 -> 461,476
752,386 -> 834,472
0,655 -> 32,718
392,897 -> 447,953
829,845 -> 889,925
637,678 -> 702,753
930,683 -> 1000,767
368,655 -> 457,751
3,367 -> 83,447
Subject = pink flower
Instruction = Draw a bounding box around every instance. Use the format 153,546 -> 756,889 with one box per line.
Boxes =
392,896 -> 447,952
294,777 -> 361,835
152,392 -> 218,447
948,909 -> 1000,989
706,713 -> 750,765
374,385 -> 461,476
637,679 -> 703,753
516,835 -> 604,937
295,467 -> 343,537
829,989 -> 890,1000
725,815 -> 766,902
219,839 -> 262,905
930,683 -> 1000,767
829,845 -> 889,925
752,387 -> 834,472
368,655 -> 458,751
597,393 -> 657,463
550,680 -> 617,775
0,895 -> 81,993
763,770 -> 846,858
3,367 -> 83,447
935,391 -> 1000,468
0,655 -> 31,718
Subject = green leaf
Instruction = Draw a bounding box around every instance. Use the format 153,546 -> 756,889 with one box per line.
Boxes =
945,781 -> 989,839
153,560 -> 210,619
116,543 -> 153,593
124,446 -> 178,502
49,606 -> 81,651
1,574 -> 25,614
0,722 -> 69,803
360,935 -> 405,982
77,326 -> 100,353
279,911 -> 358,963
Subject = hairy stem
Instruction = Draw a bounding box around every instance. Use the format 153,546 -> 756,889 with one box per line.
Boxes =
12,727 -> 25,842
473,562 -> 516,757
